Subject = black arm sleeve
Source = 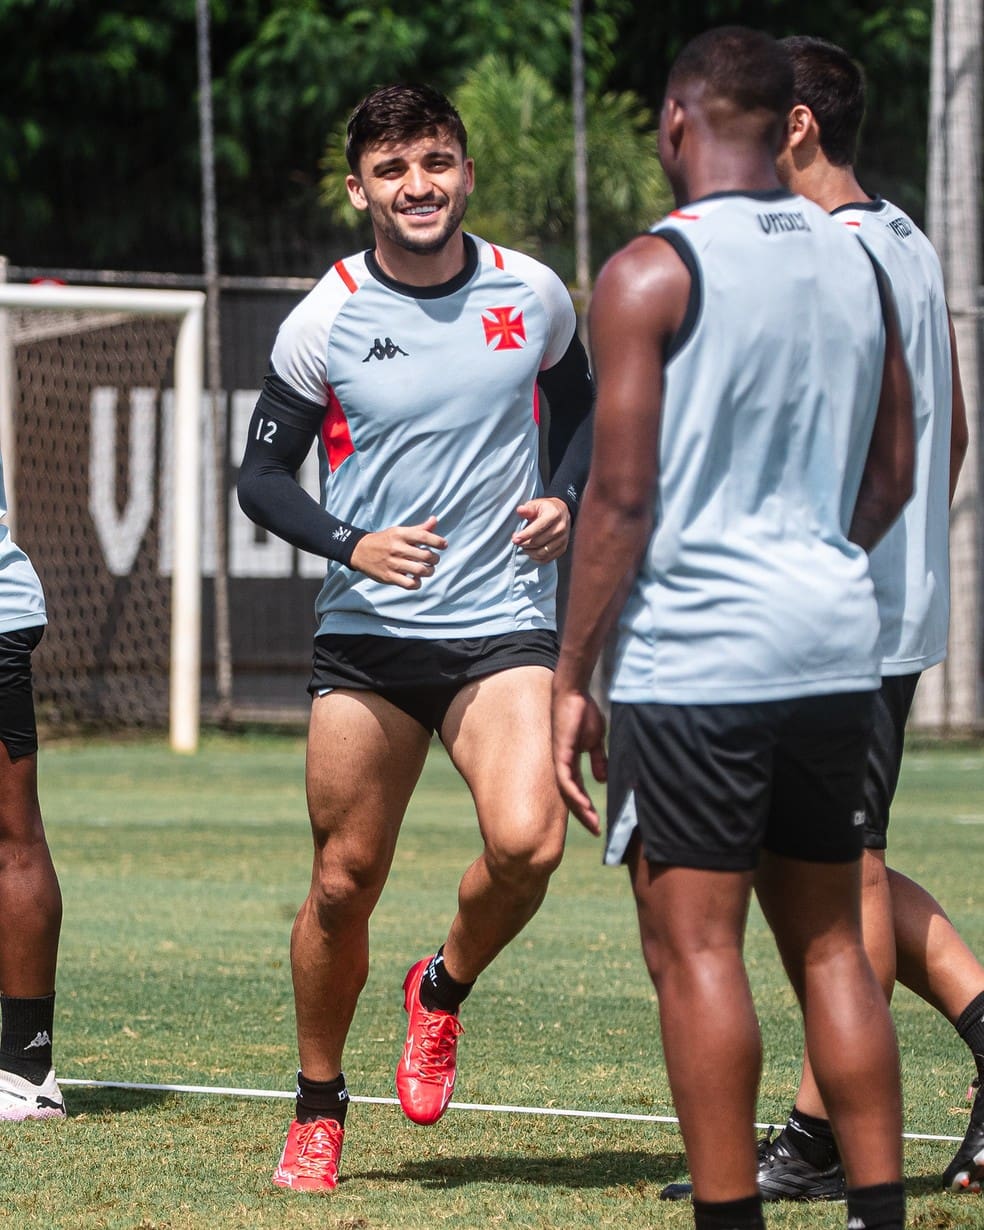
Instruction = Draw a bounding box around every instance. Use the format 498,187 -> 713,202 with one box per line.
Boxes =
536,332 -> 594,519
236,371 -> 369,567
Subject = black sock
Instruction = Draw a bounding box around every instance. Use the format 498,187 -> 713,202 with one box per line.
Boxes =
845,1181 -> 905,1230
783,1106 -> 839,1169
692,1193 -> 764,1230
955,990 -> 984,1086
295,1070 -> 349,1126
418,947 -> 473,1014
0,993 -> 55,1083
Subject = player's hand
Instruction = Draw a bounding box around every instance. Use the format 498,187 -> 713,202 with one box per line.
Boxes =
551,684 -> 608,836
513,497 -> 571,563
349,516 -> 447,588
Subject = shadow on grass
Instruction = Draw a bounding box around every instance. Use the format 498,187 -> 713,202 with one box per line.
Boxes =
65,1086 -> 171,1116
904,1174 -> 950,1199
902,1170 -> 984,1209
356,1147 -> 689,1190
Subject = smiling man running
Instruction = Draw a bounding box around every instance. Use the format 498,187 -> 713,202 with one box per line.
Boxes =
237,83 -> 594,1192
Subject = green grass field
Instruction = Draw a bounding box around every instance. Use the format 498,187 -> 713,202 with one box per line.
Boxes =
0,734 -> 982,1228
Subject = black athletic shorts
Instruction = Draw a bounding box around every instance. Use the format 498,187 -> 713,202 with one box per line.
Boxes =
862,672 -> 921,851
0,625 -> 44,759
308,629 -> 559,734
605,690 -> 876,872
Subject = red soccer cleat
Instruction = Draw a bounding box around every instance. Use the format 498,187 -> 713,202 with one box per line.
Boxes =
272,1117 -> 344,1192
395,956 -> 464,1125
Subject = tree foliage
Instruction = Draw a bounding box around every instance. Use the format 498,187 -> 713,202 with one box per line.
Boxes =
216,0 -> 627,271
321,54 -> 669,281
0,0 -> 202,270
608,0 -> 934,220
0,0 -> 936,277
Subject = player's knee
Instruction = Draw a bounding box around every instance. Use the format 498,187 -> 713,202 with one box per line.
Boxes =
485,829 -> 564,890
309,856 -> 385,928
789,931 -> 868,995
0,804 -> 46,850
0,824 -> 51,877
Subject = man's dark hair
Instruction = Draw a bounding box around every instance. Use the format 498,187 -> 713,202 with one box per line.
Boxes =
345,84 -> 468,172
668,26 -> 795,135
781,36 -> 866,166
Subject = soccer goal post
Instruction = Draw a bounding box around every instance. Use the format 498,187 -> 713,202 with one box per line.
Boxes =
0,282 -> 205,752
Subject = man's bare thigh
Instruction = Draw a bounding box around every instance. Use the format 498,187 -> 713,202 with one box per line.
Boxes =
306,688 -> 431,859
441,666 -> 567,849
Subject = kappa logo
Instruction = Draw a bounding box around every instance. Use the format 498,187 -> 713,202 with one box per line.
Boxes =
363,337 -> 409,362
24,1031 -> 52,1051
482,306 -> 526,350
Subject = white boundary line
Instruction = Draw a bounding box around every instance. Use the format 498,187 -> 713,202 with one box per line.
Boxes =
59,1079 -> 963,1144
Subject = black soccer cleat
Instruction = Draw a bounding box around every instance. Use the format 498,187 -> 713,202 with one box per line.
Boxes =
658,1181 -> 693,1200
943,1078 -> 984,1193
756,1127 -> 846,1201
659,1127 -> 846,1203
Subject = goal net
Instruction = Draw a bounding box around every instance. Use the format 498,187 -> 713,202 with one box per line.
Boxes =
0,284 -> 204,750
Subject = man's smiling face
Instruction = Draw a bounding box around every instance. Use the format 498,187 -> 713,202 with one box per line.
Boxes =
346,131 -> 475,257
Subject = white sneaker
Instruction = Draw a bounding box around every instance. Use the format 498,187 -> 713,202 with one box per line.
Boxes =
0,1066 -> 66,1120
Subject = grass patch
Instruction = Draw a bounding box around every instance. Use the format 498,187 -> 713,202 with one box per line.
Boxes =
0,736 -> 980,1226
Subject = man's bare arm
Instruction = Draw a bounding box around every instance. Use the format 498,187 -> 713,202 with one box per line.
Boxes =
555,240 -> 688,687
848,273 -> 915,552
948,312 -> 969,505
552,234 -> 691,829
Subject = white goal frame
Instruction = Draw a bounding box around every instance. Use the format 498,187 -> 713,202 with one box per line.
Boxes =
0,283 -> 205,753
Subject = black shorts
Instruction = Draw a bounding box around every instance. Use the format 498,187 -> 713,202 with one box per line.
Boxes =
308,629 -> 559,734
0,625 -> 44,759
862,672 -> 920,851
606,691 -> 876,872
